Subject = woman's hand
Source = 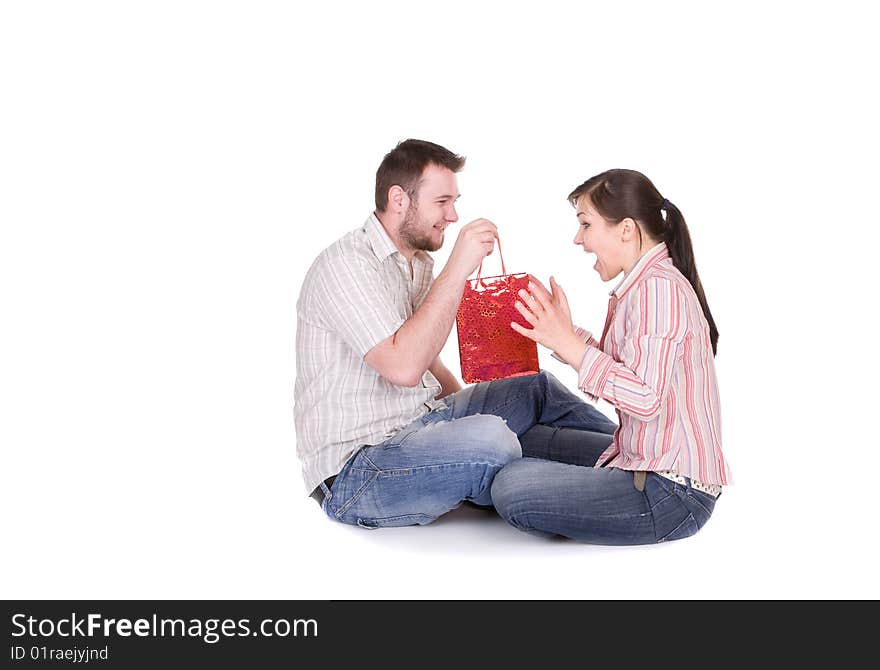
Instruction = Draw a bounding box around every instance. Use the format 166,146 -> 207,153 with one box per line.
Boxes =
511,276 -> 587,368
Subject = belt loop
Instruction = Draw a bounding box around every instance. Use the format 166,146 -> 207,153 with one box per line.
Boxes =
633,471 -> 646,492
310,475 -> 337,507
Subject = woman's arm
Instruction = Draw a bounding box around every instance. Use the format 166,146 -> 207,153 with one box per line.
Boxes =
511,276 -> 591,366
551,326 -> 598,364
514,276 -> 687,421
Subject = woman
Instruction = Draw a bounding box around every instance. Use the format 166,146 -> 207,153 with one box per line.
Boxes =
491,169 -> 732,544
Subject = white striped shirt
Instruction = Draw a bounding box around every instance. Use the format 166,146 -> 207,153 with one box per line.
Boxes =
294,213 -> 445,494
576,242 -> 732,485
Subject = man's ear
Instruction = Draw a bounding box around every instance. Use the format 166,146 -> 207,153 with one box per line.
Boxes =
388,185 -> 409,213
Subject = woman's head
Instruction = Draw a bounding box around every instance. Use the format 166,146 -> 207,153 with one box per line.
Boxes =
570,187 -> 653,283
568,169 -> 719,354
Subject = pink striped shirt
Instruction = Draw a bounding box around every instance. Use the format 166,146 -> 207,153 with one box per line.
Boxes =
575,242 -> 732,485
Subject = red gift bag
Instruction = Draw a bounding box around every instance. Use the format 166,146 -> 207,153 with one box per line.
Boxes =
455,238 -> 540,383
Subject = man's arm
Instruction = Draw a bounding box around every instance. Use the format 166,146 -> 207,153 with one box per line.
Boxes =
428,357 -> 462,399
364,219 -> 497,387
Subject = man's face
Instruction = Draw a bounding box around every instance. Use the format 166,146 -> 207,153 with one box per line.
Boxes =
398,164 -> 460,252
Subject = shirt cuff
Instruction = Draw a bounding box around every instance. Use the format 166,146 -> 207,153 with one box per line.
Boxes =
577,345 -> 616,400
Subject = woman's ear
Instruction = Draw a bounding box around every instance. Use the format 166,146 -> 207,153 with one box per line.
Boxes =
620,217 -> 637,242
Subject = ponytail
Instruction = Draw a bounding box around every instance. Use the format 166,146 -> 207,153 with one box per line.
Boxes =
569,169 -> 719,356
663,202 -> 719,355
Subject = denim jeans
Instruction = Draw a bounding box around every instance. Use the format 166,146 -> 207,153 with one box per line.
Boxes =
319,371 -> 618,529
491,451 -> 719,545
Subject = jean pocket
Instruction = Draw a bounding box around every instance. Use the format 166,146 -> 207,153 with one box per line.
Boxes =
328,467 -> 380,520
659,512 -> 699,542
684,490 -> 715,527
381,420 -> 423,448
645,472 -> 676,507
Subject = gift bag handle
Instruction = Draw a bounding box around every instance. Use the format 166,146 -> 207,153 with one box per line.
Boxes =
474,235 -> 506,283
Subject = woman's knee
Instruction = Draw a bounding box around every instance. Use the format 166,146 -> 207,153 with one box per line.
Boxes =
536,369 -> 564,391
490,459 -> 540,515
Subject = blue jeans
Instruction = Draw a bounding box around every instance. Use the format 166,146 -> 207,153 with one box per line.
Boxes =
320,371 -> 617,529
491,448 -> 719,545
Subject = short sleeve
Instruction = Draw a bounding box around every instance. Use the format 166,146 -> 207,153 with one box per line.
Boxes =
308,252 -> 406,358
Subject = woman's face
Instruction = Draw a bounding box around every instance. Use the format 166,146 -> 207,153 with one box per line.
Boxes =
573,195 -> 625,282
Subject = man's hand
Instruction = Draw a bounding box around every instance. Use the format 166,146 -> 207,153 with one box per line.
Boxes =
364,220 -> 496,387
442,218 -> 498,280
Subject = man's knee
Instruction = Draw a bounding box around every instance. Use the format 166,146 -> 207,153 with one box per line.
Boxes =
469,414 -> 522,465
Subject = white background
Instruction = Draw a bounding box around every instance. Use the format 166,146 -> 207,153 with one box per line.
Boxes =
2,1 -> 877,599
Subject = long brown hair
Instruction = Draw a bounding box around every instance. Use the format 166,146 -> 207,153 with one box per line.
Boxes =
568,169 -> 719,355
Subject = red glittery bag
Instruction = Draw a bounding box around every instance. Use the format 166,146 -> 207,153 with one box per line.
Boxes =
455,238 -> 540,383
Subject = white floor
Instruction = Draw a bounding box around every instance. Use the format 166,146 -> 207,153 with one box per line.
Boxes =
285,484 -> 877,600
6,470 -> 875,600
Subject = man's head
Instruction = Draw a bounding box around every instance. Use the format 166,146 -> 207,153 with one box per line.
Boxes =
375,139 -> 465,253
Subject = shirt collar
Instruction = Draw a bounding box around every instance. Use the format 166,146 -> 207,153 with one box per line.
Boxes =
364,212 -> 398,261
611,242 -> 670,298
363,212 -> 434,268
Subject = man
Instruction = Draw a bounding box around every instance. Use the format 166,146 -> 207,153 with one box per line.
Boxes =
294,139 -> 616,529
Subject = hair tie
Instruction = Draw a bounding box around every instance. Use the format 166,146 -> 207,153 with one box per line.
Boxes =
660,198 -> 671,211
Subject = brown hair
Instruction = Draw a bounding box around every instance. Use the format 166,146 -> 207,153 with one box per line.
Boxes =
375,139 -> 465,212
568,169 -> 719,355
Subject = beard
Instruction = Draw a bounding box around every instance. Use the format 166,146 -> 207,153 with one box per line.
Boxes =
399,202 -> 443,252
